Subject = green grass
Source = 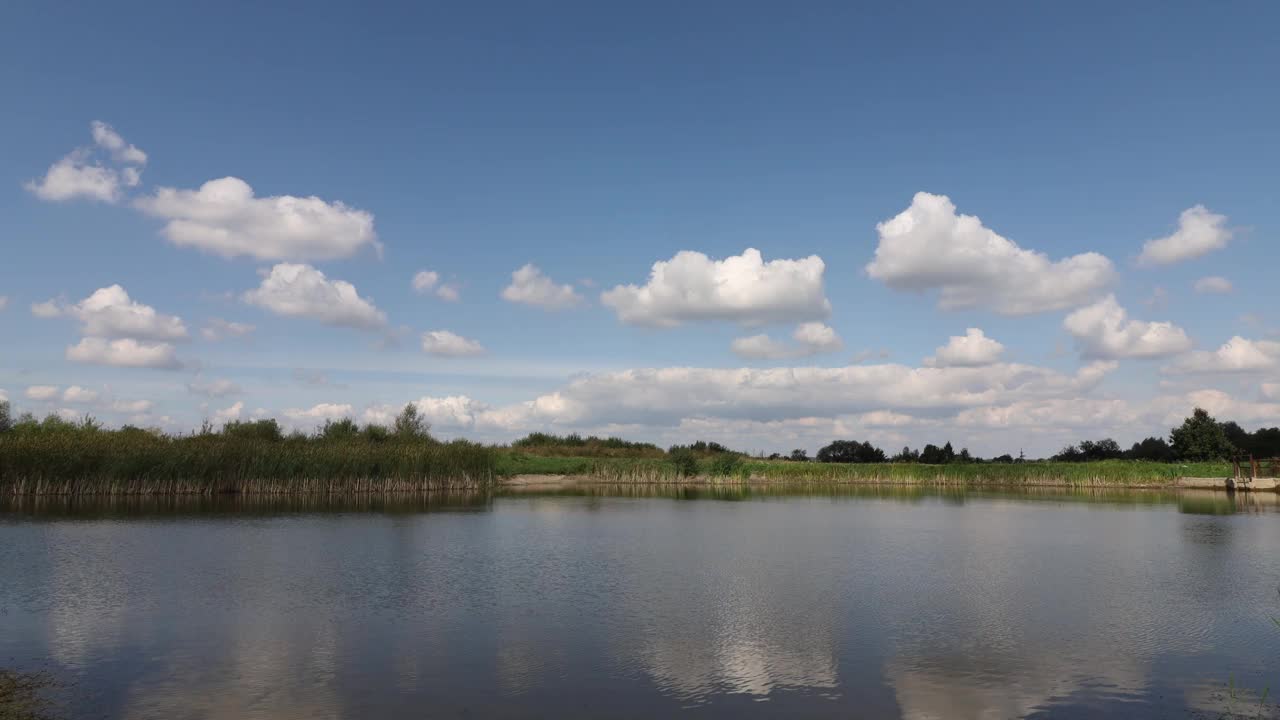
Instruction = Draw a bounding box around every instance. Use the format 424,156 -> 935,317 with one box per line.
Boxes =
0,432 -> 496,496
496,453 -> 1234,487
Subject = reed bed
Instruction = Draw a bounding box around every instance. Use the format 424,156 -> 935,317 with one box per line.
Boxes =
0,433 -> 496,496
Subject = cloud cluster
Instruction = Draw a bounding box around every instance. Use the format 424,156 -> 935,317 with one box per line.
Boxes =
731,323 -> 843,360
1167,336 -> 1280,374
1063,295 -> 1192,359
925,328 -> 1005,367
135,177 -> 378,261
187,378 -> 243,397
243,263 -> 386,329
1138,205 -> 1232,265
24,121 -> 147,203
502,264 -> 583,310
33,285 -> 188,369
602,248 -> 831,327
420,330 -> 485,357
866,192 -> 1115,314
284,403 -> 355,423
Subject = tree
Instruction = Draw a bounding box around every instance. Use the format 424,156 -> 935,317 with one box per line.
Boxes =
392,403 -> 431,440
892,446 -> 919,463
919,444 -> 945,464
0,400 -> 11,434
788,448 -> 809,462
816,440 -> 886,464
1126,436 -> 1173,462
320,417 -> 361,441
1170,408 -> 1236,461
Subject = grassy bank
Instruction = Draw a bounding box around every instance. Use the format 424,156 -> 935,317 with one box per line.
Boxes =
497,453 -> 1235,487
0,432 -> 496,496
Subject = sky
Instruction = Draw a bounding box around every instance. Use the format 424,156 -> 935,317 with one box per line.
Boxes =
2,1 -> 1278,457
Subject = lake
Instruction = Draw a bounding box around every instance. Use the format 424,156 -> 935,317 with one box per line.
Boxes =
1,487 -> 1278,719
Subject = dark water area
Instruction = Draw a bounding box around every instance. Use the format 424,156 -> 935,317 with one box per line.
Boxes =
1,487 -> 1278,719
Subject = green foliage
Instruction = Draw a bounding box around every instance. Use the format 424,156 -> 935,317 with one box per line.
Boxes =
1054,438 -> 1124,462
221,419 -> 283,442
669,448 -> 699,477
817,440 -> 887,464
319,418 -> 360,441
788,448 -> 809,462
0,400 -> 12,434
510,432 -> 663,458
1170,408 -> 1237,461
708,453 -> 744,477
392,404 -> 432,440
0,423 -> 496,495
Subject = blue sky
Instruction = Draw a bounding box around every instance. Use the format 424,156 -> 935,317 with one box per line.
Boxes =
2,1 -> 1277,456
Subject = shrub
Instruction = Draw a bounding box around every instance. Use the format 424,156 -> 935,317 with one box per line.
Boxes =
669,448 -> 699,477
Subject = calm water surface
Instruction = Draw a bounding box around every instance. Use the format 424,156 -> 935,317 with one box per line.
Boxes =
2,487 -> 1278,719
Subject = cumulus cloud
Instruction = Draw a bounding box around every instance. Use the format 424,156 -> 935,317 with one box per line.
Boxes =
1138,205 -> 1232,266
411,270 -> 439,293
731,322 -> 843,360
61,386 -> 100,403
201,318 -> 256,341
25,121 -> 146,203
284,403 -> 354,423
435,284 -> 461,302
1166,336 -> 1280,374
925,329 -> 1005,367
25,385 -> 59,401
421,330 -> 485,357
134,177 -> 378,261
502,264 -> 583,310
243,263 -> 386,330
1193,276 -> 1233,295
25,150 -> 124,203
363,395 -> 491,430
212,401 -> 245,424
112,399 -> 155,414
1063,295 -> 1193,359
866,192 -> 1115,314
187,378 -> 243,397
66,338 -> 181,369
472,360 -> 1116,432
42,285 -> 189,341
602,248 -> 831,327
90,121 -> 147,165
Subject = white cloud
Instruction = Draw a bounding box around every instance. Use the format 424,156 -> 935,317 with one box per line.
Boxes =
61,386 -> 100,403
421,330 -> 485,357
25,121 -> 146,204
284,403 -> 354,422
925,328 -> 1005,367
187,378 -> 243,397
66,338 -> 181,369
363,395 -> 491,430
134,177 -> 379,261
1063,295 -> 1193,359
502,264 -> 583,310
25,385 -> 59,401
472,360 -> 1116,432
112,399 -> 155,414
1167,336 -> 1280,374
1138,205 -> 1232,266
201,318 -> 256,341
212,401 -> 245,424
31,300 -> 62,318
243,263 -> 386,330
411,270 -> 439,293
1263,383 -> 1280,401
25,149 -> 123,203
866,192 -> 1115,314
435,284 -> 461,302
956,398 -> 1142,430
90,121 -> 147,165
46,285 -> 189,341
1193,276 -> 1233,295
602,248 -> 831,327
0,389 -> 7,402
731,322 -> 843,360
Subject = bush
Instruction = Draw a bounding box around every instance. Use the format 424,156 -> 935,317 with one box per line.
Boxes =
669,448 -> 699,477
708,453 -> 743,477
